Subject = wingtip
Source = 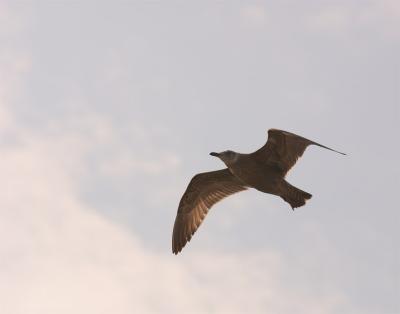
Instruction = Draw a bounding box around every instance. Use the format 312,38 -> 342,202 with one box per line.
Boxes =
312,142 -> 347,156
333,149 -> 347,155
174,249 -> 182,255
172,244 -> 182,255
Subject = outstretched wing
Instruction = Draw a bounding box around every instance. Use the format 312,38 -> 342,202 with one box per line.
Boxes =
252,129 -> 345,177
172,169 -> 247,254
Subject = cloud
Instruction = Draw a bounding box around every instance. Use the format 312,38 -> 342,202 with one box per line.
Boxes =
308,5 -> 351,32
307,1 -> 400,36
240,4 -> 267,27
0,109 -> 351,313
0,3 -> 376,313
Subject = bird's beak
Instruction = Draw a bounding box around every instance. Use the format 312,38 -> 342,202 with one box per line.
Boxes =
210,152 -> 220,157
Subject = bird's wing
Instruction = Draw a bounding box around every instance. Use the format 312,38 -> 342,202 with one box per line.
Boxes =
252,129 -> 345,176
172,169 -> 247,254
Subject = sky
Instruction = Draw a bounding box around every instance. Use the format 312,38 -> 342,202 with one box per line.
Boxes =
0,1 -> 399,313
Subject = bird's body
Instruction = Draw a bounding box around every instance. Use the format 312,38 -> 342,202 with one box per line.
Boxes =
226,152 -> 282,195
172,129 -> 345,254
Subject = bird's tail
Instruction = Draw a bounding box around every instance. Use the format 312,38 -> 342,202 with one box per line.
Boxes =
280,181 -> 312,210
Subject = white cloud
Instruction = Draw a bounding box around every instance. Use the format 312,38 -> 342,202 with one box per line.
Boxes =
308,6 -> 351,32
0,38 -> 355,314
240,4 -> 267,27
99,151 -> 181,177
0,3 -> 373,313
0,114 -> 350,313
40,111 -> 182,178
307,1 -> 400,36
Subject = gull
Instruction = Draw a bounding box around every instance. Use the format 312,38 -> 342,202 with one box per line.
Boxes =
172,129 -> 345,254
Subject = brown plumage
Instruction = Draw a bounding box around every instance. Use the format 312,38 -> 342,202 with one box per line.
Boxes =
172,129 -> 345,254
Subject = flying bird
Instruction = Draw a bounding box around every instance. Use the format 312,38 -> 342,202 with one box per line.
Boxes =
172,129 -> 345,254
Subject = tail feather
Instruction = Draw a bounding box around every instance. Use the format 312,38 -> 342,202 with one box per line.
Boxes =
280,181 -> 312,210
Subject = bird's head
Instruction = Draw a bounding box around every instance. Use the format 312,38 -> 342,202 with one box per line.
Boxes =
209,150 -> 238,165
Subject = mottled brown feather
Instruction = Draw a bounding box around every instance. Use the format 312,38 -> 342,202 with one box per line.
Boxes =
172,169 -> 247,254
253,129 -> 345,177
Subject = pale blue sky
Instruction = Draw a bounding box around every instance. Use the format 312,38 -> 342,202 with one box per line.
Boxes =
0,1 -> 398,313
